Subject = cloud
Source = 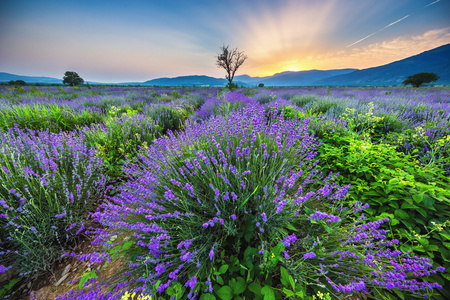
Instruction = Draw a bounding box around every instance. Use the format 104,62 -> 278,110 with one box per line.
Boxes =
313,27 -> 450,69
346,14 -> 413,48
346,0 -> 442,48
424,0 -> 440,8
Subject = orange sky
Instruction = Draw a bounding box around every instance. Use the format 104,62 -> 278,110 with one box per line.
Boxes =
1,0 -> 449,82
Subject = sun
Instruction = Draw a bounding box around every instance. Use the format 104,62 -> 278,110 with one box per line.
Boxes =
286,66 -> 299,72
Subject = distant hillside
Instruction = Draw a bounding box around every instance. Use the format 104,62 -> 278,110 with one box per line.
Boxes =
2,44 -> 449,86
142,75 -> 248,87
235,69 -> 357,86
0,72 -> 62,84
315,43 -> 450,86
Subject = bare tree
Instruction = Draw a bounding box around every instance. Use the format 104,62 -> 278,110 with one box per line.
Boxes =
216,45 -> 248,88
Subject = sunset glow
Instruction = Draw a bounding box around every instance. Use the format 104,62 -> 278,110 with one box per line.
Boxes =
0,0 -> 449,82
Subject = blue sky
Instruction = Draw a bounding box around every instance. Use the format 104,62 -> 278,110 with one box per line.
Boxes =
1,0 -> 449,83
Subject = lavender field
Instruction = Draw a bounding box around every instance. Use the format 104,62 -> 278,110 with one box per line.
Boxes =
1,85 -> 449,300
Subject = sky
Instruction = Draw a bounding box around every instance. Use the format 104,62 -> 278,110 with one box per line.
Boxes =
1,0 -> 449,83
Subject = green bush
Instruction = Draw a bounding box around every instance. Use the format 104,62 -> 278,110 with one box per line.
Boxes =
317,131 -> 450,299
290,95 -> 318,108
0,104 -> 104,133
145,105 -> 187,134
83,110 -> 163,180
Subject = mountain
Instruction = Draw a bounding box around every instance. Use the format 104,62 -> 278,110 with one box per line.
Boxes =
2,44 -> 449,86
142,75 -> 248,87
0,72 -> 62,84
235,69 -> 357,86
314,43 -> 450,86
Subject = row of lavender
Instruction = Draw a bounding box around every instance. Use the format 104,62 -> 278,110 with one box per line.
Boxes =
0,86 -> 449,299
0,86 -> 215,298
59,90 -> 449,300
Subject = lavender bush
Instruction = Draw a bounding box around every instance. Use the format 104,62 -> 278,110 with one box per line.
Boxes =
190,92 -> 257,123
0,128 -> 106,276
58,104 -> 444,299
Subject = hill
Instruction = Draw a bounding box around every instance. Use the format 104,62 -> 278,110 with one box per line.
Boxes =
315,43 -> 450,86
0,72 -> 62,84
142,75 -> 248,87
235,69 -> 357,86
1,44 -> 449,86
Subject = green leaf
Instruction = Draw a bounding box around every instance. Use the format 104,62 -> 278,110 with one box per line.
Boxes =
229,277 -> 246,295
239,185 -> 259,209
248,282 -> 262,295
412,194 -> 423,203
400,202 -> 419,210
418,239 -> 429,248
282,288 -> 295,298
416,208 -> 427,218
79,270 -> 97,289
200,294 -> 217,300
216,276 -> 224,285
261,286 -> 275,300
216,286 -> 233,300
427,245 -> 439,251
244,231 -> 252,242
388,178 -> 399,185
285,223 -> 297,231
0,278 -> 20,298
289,276 -> 295,290
295,290 -> 304,298
390,218 -> 400,226
218,264 -> 229,274
393,289 -> 405,300
441,233 -> 450,240
122,240 -> 134,251
280,266 -> 290,287
394,209 -> 409,220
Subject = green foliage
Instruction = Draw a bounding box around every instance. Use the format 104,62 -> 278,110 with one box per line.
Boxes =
290,95 -> 318,108
63,71 -> 84,86
207,247 -> 283,300
83,111 -> 162,179
225,82 -> 239,90
8,80 -> 26,86
241,87 -> 257,97
0,278 -> 21,299
316,130 -> 450,298
145,105 -> 187,134
256,93 -> 277,104
0,104 -> 103,133
171,90 -> 182,99
0,131 -> 106,274
403,72 -> 440,88
385,126 -> 450,171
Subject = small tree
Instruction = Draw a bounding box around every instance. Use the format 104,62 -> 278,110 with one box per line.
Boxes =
402,72 -> 439,88
8,80 -> 26,86
216,45 -> 247,89
63,71 -> 84,86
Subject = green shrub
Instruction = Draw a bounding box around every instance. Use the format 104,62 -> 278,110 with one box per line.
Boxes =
0,104 -> 104,133
290,94 -> 318,108
317,131 -> 450,299
145,105 -> 187,134
83,111 -> 162,180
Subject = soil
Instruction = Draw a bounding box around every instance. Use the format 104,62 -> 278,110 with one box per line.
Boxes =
9,232 -> 129,300
4,206 -> 127,300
